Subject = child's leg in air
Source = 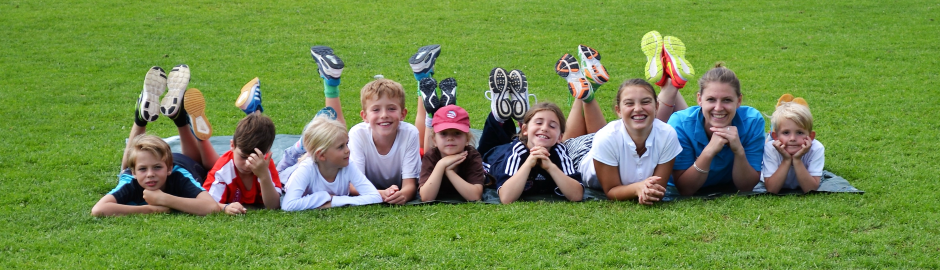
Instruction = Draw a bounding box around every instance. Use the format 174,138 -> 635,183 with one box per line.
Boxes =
176,87 -> 219,169
310,46 -> 347,126
478,67 -> 516,155
656,35 -> 694,122
123,66 -> 167,171
655,78 -> 689,122
560,45 -> 609,141
410,45 -> 442,151
563,99 -> 607,141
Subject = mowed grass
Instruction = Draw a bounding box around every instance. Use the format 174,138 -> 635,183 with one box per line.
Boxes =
1,0 -> 939,268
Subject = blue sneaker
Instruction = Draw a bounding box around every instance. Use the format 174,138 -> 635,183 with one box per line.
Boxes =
310,46 -> 344,84
315,106 -> 338,121
138,66 -> 167,122
161,64 -> 190,118
409,45 -> 441,78
236,77 -> 263,114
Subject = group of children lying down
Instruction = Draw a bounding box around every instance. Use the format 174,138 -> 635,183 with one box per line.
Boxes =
92,30 -> 824,216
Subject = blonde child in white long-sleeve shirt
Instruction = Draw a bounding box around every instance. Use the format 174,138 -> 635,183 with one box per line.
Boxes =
282,115 -> 382,211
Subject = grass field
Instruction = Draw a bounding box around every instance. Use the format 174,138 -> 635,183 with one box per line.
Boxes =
2,0 -> 940,268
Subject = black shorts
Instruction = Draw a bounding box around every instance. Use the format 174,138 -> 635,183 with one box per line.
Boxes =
172,153 -> 208,184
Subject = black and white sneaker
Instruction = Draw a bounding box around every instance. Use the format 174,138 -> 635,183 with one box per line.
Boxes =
409,44 -> 441,75
161,64 -> 190,118
486,67 -> 512,121
139,66 -> 167,122
438,77 -> 457,107
419,77 -> 440,115
310,46 -> 344,80
508,69 -> 530,122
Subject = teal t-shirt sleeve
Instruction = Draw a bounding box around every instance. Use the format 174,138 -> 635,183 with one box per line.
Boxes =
742,109 -> 765,172
668,112 -> 695,170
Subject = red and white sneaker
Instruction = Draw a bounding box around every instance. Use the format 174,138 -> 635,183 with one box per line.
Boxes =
663,36 -> 695,89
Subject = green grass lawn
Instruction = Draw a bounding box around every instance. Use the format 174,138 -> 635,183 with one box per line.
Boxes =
2,0 -> 939,268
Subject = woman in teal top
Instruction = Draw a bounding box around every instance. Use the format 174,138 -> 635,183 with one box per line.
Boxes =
657,64 -> 764,195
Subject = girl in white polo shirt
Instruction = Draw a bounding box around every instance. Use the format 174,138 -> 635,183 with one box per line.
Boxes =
565,79 -> 682,204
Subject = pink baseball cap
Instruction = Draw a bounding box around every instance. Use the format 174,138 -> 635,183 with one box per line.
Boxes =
432,105 -> 470,133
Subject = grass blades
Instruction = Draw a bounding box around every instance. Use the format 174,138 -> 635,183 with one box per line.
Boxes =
1,0 -> 939,268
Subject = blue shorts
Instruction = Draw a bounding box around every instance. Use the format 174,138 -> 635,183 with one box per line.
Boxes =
118,153 -> 207,185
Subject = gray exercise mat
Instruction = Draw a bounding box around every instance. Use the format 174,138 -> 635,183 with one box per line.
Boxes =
165,134 -> 862,205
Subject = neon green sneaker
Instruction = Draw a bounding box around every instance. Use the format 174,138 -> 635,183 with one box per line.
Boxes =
641,30 -> 665,86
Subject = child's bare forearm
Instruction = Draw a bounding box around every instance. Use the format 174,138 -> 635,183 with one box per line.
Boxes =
92,203 -> 159,217
498,165 -> 533,204
444,170 -> 482,201
419,167 -> 447,202
546,166 -> 583,202
791,159 -> 820,193
159,193 -> 220,216
764,159 -> 791,194
256,173 -> 281,209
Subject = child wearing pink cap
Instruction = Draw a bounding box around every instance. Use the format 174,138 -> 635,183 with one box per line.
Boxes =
418,105 -> 485,202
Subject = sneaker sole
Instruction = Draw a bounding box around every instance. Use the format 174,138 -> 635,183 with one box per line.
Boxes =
184,88 -> 212,141
578,45 -> 609,84
161,64 -> 190,118
315,106 -> 338,120
508,69 -> 529,121
419,77 -> 440,114
556,54 -> 592,100
641,31 -> 664,85
664,36 -> 695,88
488,67 -> 512,121
310,46 -> 344,80
409,44 -> 441,74
555,54 -> 576,77
777,93 -> 794,107
236,77 -> 260,110
439,77 -> 457,107
140,66 -> 167,122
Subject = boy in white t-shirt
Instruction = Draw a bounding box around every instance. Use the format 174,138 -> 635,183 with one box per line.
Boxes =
278,46 -> 421,205
761,95 -> 824,193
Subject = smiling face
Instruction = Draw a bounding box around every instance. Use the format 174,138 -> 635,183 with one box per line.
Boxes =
697,82 -> 742,129
318,132 -> 351,168
772,118 -> 815,155
360,96 -> 407,140
132,151 -> 169,191
521,110 -> 562,149
616,85 -> 658,133
434,129 -> 469,156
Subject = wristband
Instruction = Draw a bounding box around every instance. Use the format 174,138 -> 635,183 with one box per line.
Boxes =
693,162 -> 709,174
660,101 -> 675,107
223,203 -> 230,212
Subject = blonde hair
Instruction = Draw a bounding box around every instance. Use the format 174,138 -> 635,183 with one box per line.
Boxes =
301,115 -> 348,163
771,102 -> 814,132
127,134 -> 173,170
360,78 -> 406,109
698,62 -> 741,96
